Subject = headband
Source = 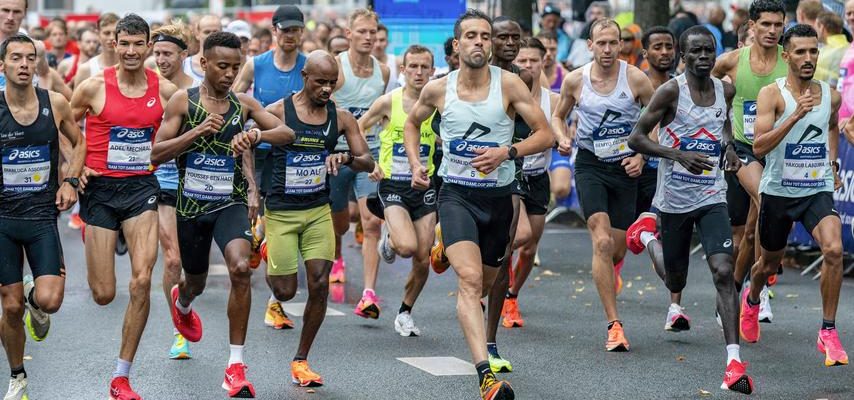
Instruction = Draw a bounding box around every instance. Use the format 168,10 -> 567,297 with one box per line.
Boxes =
153,34 -> 187,50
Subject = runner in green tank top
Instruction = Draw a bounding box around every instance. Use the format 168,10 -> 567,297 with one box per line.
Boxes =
357,45 -> 437,338
712,0 -> 787,301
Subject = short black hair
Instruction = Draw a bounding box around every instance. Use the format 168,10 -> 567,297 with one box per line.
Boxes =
642,26 -> 674,49
453,8 -> 491,39
204,31 -> 242,53
115,13 -> 150,41
403,44 -> 434,66
749,0 -> 785,22
0,34 -> 35,61
519,37 -> 546,56
781,23 -> 817,50
443,36 -> 455,57
678,25 -> 715,54
535,30 -> 557,42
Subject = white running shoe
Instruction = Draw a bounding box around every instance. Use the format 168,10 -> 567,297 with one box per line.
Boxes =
4,375 -> 27,400
394,312 -> 421,337
378,223 -> 396,264
23,275 -> 49,342
759,285 -> 773,323
664,303 -> 691,332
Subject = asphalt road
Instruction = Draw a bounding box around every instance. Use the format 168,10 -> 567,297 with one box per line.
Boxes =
9,216 -> 854,399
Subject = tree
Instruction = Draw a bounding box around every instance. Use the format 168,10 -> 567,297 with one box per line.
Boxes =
634,0 -> 670,31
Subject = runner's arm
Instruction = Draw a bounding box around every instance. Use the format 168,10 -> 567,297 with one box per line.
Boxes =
232,57 -> 255,93
52,92 -> 86,180
238,93 -> 295,146
159,77 -> 180,103
48,69 -> 72,100
753,84 -> 795,158
628,80 -> 680,160
73,62 -> 91,88
712,49 -> 737,80
339,109 -> 375,173
551,71 -> 578,152
829,89 -> 842,169
506,73 -> 554,158
629,66 -> 655,107
722,81 -> 740,171
403,79 -> 441,171
151,90 -> 195,164
357,92 -> 391,135
69,77 -> 97,123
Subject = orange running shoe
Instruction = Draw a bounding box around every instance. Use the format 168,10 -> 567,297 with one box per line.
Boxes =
431,223 -> 450,274
291,360 -> 323,387
68,213 -> 85,230
501,297 -> 524,328
264,300 -> 294,330
355,221 -> 364,245
480,373 -> 514,400
614,259 -> 625,295
605,321 -> 630,352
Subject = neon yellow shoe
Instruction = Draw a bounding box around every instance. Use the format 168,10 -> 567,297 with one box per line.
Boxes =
488,353 -> 513,373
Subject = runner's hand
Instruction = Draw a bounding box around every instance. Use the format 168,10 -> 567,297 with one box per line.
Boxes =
557,137 -> 573,157
793,88 -> 814,120
326,153 -> 349,176
197,114 -> 225,137
55,182 -> 77,211
247,187 -> 260,222
675,151 -> 715,175
724,146 -> 741,172
78,166 -> 101,193
368,164 -> 384,182
835,170 -> 843,191
231,130 -> 256,156
471,146 -> 508,175
621,154 -> 644,177
411,163 -> 430,190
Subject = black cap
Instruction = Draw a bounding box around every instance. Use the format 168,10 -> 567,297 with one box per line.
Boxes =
273,5 -> 304,30
542,3 -> 561,17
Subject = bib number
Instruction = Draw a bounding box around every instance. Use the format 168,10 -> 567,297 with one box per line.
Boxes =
445,139 -> 498,187
782,143 -> 827,188
285,151 -> 327,194
743,101 -> 757,142
673,139 -> 720,185
592,124 -> 633,162
522,152 -> 547,176
182,153 -> 235,201
107,126 -> 153,171
2,145 -> 50,193
391,143 -> 429,181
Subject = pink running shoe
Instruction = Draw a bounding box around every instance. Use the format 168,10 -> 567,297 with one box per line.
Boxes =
626,212 -> 657,255
817,328 -> 849,367
739,289 -> 760,343
329,257 -> 346,283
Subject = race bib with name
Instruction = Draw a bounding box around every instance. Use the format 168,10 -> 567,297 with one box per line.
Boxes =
673,138 -> 720,185
182,152 -> 235,201
743,101 -> 757,142
445,139 -> 499,187
391,143 -> 429,181
2,145 -> 50,193
522,152 -> 548,176
592,124 -> 633,162
285,151 -> 327,194
782,143 -> 827,188
107,126 -> 153,171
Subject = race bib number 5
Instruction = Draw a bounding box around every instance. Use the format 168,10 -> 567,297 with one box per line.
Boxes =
183,152 -> 235,201
445,139 -> 499,187
783,143 -> 827,188
108,126 -> 153,171
673,138 -> 720,185
285,151 -> 327,194
2,145 -> 50,193
592,124 -> 633,162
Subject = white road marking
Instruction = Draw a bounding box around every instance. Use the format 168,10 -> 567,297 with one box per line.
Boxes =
397,357 -> 476,376
281,302 -> 345,317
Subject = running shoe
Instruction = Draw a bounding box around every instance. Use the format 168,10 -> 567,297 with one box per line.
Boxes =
605,321 -> 630,352
249,221 -> 264,269
626,212 -> 657,255
488,353 -> 513,373
664,303 -> 691,332
767,273 -> 778,287
355,221 -> 364,246
264,300 -> 294,330
720,359 -> 754,395
354,291 -> 381,319
4,375 -> 27,400
115,230 -> 128,256
501,298 -> 524,328
259,241 -> 268,264
109,377 -> 141,400
169,285 -> 203,342
169,333 -> 191,360
23,275 -> 49,342
614,259 -> 624,295
715,310 -> 722,328
739,289 -> 760,343
329,257 -> 346,283
533,252 -> 540,267
378,222 -> 396,264
817,328 -> 849,367
67,213 -> 84,230
291,360 -> 323,387
480,374 -> 514,400
758,285 -> 773,323
431,223 -> 450,274
330,283 -> 346,304
222,363 -> 256,398
394,311 -> 421,337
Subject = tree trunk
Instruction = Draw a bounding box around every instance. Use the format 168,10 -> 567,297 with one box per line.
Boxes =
500,0 -> 534,32
634,0 -> 671,31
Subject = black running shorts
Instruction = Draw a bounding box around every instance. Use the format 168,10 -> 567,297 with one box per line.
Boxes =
0,218 -> 65,285
159,189 -> 178,208
759,192 -> 838,252
438,183 -> 513,267
725,171 -> 750,226
79,175 -> 160,230
177,204 -> 252,275
734,141 -> 765,167
574,149 -> 638,230
520,173 -> 550,216
378,180 -> 437,221
659,203 -> 733,292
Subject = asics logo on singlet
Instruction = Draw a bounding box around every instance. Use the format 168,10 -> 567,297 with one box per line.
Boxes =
686,141 -> 716,152
7,149 -> 40,160
723,239 -> 732,248
116,128 -> 147,139
791,145 -> 822,155
293,153 -> 322,163
194,154 -> 227,167
42,108 -> 49,116
716,108 -> 723,118
231,116 -> 240,126
597,126 -> 627,135
395,146 -> 407,154
748,103 -> 757,113
455,141 -> 489,152
146,97 -> 156,108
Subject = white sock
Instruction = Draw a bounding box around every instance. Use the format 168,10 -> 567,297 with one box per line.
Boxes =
641,231 -> 657,246
228,344 -> 244,365
726,344 -> 741,364
175,298 -> 192,315
173,328 -> 179,336
669,303 -> 682,312
112,359 -> 131,379
269,294 -> 279,304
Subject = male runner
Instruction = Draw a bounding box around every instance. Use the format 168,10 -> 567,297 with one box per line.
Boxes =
263,50 -> 374,388
184,15 -> 221,83
74,13 -> 120,87
534,31 -> 568,93
0,0 -> 24,44
712,0 -> 787,317
58,28 -> 99,87
405,9 -> 554,399
152,31 -> 294,397
627,26 -> 755,394
373,23 -> 400,93
149,20 -> 202,360
551,18 -> 654,351
358,44 -> 437,337
233,4 -> 307,331
330,9 -> 389,318
745,24 -> 847,367
0,34 -> 85,400
70,14 -> 179,399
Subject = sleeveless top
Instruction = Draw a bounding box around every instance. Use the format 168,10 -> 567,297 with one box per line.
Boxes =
550,66 -> 563,93
155,77 -> 202,191
653,75 -> 728,213
378,88 -> 437,180
182,57 -> 205,83
520,88 -> 553,178
334,51 -> 385,154
759,79 -> 833,198
732,45 -> 787,145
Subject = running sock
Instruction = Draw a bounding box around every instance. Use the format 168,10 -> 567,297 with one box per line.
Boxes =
363,289 -> 375,298
822,319 -> 836,330
399,303 -> 412,314
505,291 -> 518,299
112,359 -> 131,379
475,361 -> 492,384
293,356 -> 307,362
607,320 -> 622,331
269,294 -> 278,304
228,344 -> 244,365
175,298 -> 192,315
27,290 -> 39,310
486,342 -> 499,357
726,344 -> 741,364
640,231 -> 657,247
173,328 -> 180,336
10,366 -> 25,379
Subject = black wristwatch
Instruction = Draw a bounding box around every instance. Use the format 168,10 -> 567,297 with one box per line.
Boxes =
63,177 -> 79,188
832,160 -> 840,172
342,152 -> 354,166
507,145 -> 518,161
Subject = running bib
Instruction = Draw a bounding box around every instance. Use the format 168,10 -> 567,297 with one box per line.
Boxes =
673,138 -> 720,186
2,145 -> 50,193
159,160 -> 178,174
743,101 -> 757,142
285,151 -> 327,194
522,152 -> 548,176
107,126 -> 153,171
182,152 -> 235,201
782,143 -> 827,188
592,124 -> 633,162
391,143 -> 429,181
445,139 -> 499,188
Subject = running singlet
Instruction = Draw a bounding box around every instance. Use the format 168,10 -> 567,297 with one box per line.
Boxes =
574,60 -> 642,163
732,45 -> 787,145
838,43 -> 854,123
379,88 -> 436,181
520,88 -> 553,177
84,67 -> 163,178
182,57 -> 205,83
175,88 -> 247,219
251,51 -> 307,151
155,78 -> 203,192
654,75 -> 727,214
438,65 -> 515,188
266,96 -> 341,211
760,79 -> 834,198
550,66 -> 563,93
0,88 -> 60,220
334,51 -> 385,154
